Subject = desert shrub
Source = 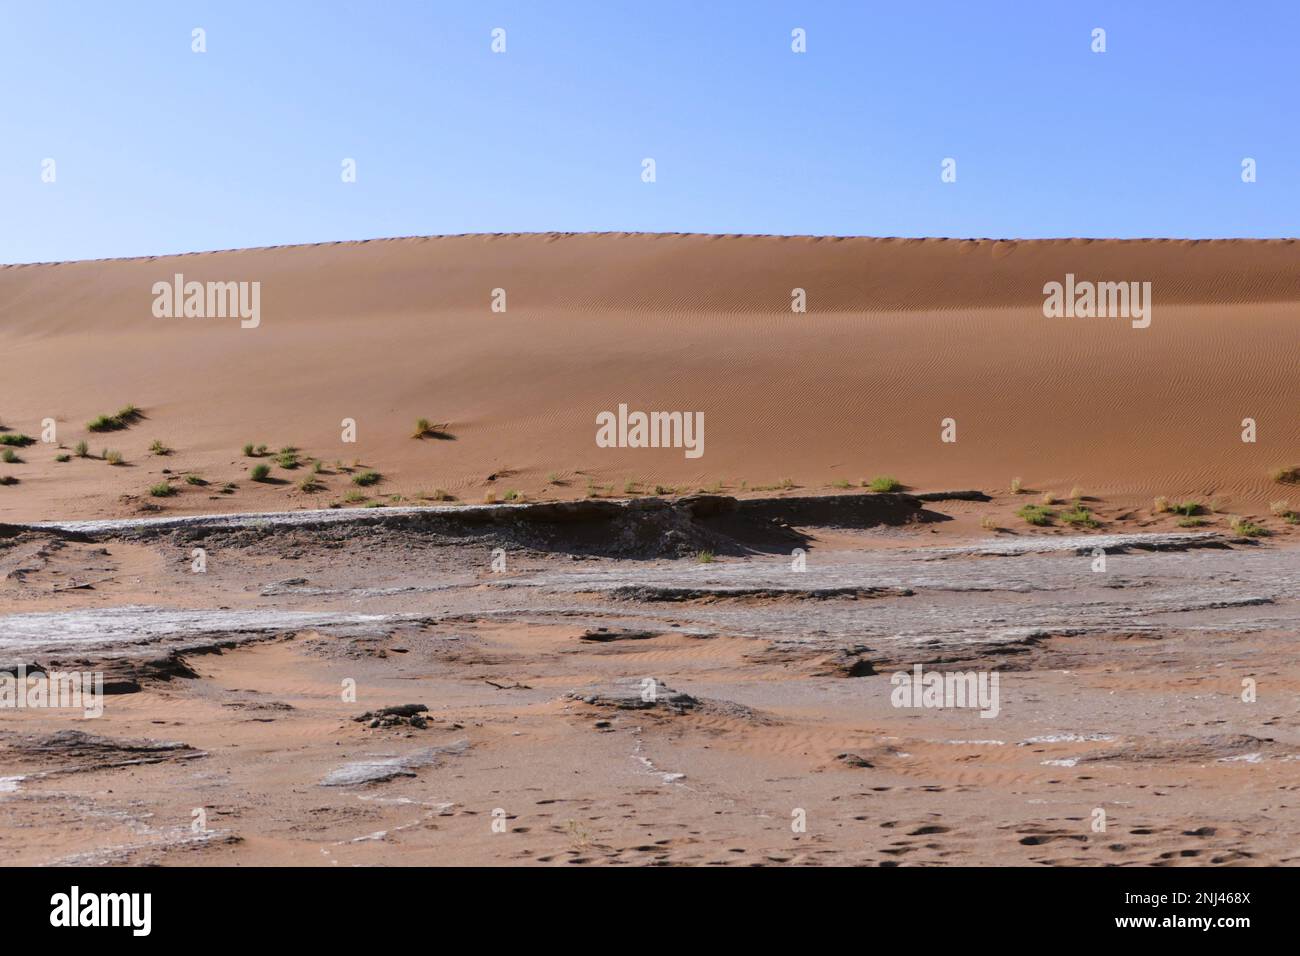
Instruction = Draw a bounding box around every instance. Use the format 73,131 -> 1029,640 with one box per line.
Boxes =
352,470 -> 380,487
1016,504 -> 1055,526
867,475 -> 902,493
250,463 -> 271,481
149,482 -> 176,497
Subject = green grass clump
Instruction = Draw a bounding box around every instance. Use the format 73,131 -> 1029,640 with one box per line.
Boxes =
411,419 -> 453,440
242,443 -> 256,457
149,482 -> 176,497
1,449 -> 21,464
1060,505 -> 1100,528
1171,501 -> 1201,517
832,479 -> 852,490
104,450 -> 124,466
298,475 -> 324,493
0,433 -> 35,447
149,439 -> 171,456
55,453 -> 71,463
87,405 -> 143,432
867,475 -> 902,493
344,490 -> 367,503
1229,517 -> 1267,538
276,448 -> 300,469
1177,516 -> 1207,527
352,470 -> 381,487
185,475 -> 206,486
220,482 -> 238,494
1016,504 -> 1056,526
250,463 -> 271,482
74,440 -> 89,458
696,550 -> 715,564
504,489 -> 522,501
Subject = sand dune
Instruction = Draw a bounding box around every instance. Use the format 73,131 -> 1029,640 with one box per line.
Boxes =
1,234 -> 1297,522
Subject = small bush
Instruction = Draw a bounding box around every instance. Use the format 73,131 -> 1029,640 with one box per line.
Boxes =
1,449 -> 20,464
149,440 -> 170,456
1010,477 -> 1023,495
242,443 -> 256,457
1153,496 -> 1171,514
483,491 -> 498,504
867,475 -> 902,493
298,475 -> 324,493
0,433 -> 34,447
1060,506 -> 1100,528
104,450 -> 124,465
832,479 -> 851,490
74,440 -> 89,458
87,406 -> 143,433
276,448 -> 300,469
185,475 -> 206,486
344,490 -> 367,503
504,489 -> 522,501
55,453 -> 70,463
1171,501 -> 1201,517
149,482 -> 176,497
1016,504 -> 1055,526
1177,516 -> 1207,528
220,482 -> 238,494
980,515 -> 997,531
1269,500 -> 1291,517
352,470 -> 380,487
1229,517 -> 1267,537
547,472 -> 561,484
250,463 -> 271,481
696,550 -> 715,564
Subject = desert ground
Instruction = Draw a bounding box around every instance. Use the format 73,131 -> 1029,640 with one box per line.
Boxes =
1,234 -> 1297,866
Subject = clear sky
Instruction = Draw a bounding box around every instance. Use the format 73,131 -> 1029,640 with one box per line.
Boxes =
2,1 -> 1296,263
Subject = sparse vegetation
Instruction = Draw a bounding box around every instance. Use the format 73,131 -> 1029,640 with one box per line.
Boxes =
242,443 -> 256,457
298,475 -> 324,493
1068,485 -> 1084,501
185,475 -> 206,486
344,490 -> 367,503
546,472 -> 561,484
1269,500 -> 1290,517
1153,496 -> 1171,514
352,470 -> 381,487
87,405 -> 143,432
1177,516 -> 1207,528
250,463 -> 271,481
276,448 -> 300,469
696,550 -> 715,564
1269,466 -> 1299,484
1171,501 -> 1201,517
483,491 -> 498,504
411,419 -> 453,440
867,475 -> 902,493
622,479 -> 639,495
74,440 -> 89,458
503,489 -> 522,501
220,482 -> 238,494
1016,504 -> 1055,526
0,433 -> 34,447
2,449 -> 20,464
1060,505 -> 1100,528
980,515 -> 997,531
1039,492 -> 1055,506
55,453 -> 70,463
1010,477 -> 1023,495
149,439 -> 171,456
832,479 -> 851,490
149,482 -> 176,497
1229,517 -> 1267,537
104,450 -> 124,466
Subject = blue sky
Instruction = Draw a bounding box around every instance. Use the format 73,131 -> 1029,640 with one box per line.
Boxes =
2,1 -> 1296,262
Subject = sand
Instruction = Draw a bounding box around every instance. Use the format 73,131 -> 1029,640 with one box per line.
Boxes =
2,234 -> 1297,523
1,233 -> 1297,867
